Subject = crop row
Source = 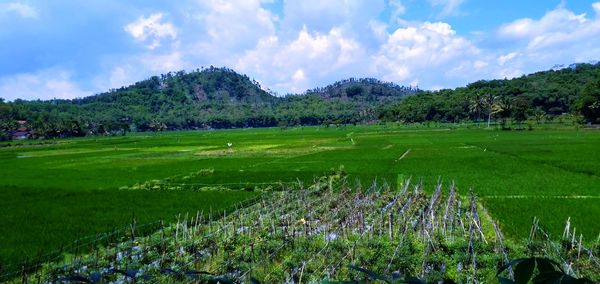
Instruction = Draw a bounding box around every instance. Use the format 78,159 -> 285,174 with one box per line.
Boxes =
12,174 -> 600,283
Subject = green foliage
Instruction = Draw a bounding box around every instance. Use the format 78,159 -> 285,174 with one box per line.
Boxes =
7,176 -> 598,283
3,63 -> 599,141
0,69 -> 417,139
381,63 -> 600,125
574,79 -> 600,123
496,257 -> 595,284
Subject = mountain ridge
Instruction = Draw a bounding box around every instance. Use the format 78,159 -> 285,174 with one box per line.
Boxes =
1,62 -> 599,140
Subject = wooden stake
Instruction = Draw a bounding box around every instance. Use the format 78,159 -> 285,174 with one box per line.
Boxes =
388,213 -> 393,240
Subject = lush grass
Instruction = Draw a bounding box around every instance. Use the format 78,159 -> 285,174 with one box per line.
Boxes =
1,125 -> 599,274
15,177 -> 600,283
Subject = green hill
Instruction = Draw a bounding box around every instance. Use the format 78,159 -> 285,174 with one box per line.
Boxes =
380,62 -> 600,124
0,67 -> 417,139
1,62 -> 599,140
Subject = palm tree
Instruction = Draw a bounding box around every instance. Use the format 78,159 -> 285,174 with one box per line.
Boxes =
533,109 -> 547,124
468,94 -> 485,126
483,94 -> 497,128
492,96 -> 513,127
149,119 -> 166,132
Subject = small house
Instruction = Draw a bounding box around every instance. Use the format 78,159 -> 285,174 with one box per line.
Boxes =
12,120 -> 32,139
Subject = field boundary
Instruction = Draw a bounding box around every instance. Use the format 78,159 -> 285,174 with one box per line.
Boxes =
482,195 -> 600,199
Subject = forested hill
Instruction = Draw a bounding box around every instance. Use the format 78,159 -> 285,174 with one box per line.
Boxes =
78,67 -> 275,105
0,67 -> 418,139
1,63 -> 599,140
379,62 -> 600,124
306,77 -> 418,100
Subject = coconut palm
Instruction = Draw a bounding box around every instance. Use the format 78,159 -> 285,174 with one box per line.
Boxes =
468,94 -> 485,126
492,96 -> 513,127
482,93 -> 497,128
533,109 -> 547,124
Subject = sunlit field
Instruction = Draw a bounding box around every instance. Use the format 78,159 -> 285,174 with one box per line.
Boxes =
1,124 -> 599,274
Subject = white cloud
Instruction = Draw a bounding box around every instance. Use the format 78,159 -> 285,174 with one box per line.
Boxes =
280,0 -> 385,39
389,0 -> 406,20
428,0 -> 464,18
368,20 -> 388,42
93,50 -> 188,92
235,27 -> 365,93
0,2 -> 38,19
496,68 -> 523,80
0,69 -> 89,101
371,22 -> 479,84
492,3 -> 600,78
497,52 -> 519,66
141,51 -> 186,73
7,1 -> 600,101
498,8 -> 588,43
124,13 -> 177,49
473,60 -> 488,70
92,65 -> 136,91
160,0 -> 279,72
292,69 -> 306,83
107,67 -> 131,89
594,2 -> 600,15
97,1 -> 276,93
194,0 -> 276,52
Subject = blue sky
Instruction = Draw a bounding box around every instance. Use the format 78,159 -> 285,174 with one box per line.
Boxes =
1,0 -> 600,100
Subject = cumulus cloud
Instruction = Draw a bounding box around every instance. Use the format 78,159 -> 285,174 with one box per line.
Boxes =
497,52 -> 519,66
124,13 -> 177,49
92,1 -> 276,93
198,0 -> 276,49
106,66 -> 132,90
5,1 -> 600,100
371,22 -> 479,86
498,8 -> 588,44
280,0 -> 385,40
114,2 -> 600,94
493,3 -> 600,77
0,69 -> 89,101
496,5 -> 600,52
0,2 -> 38,18
235,27 -> 365,93
92,49 -> 188,92
368,20 -> 388,42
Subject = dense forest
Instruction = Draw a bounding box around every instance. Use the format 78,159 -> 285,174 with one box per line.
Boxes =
380,63 -> 600,125
1,63 -> 599,140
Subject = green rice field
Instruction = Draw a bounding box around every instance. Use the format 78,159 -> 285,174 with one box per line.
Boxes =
1,124 -> 599,274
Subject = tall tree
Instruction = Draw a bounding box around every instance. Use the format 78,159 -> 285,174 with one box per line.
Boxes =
512,97 -> 530,125
574,79 -> 600,123
469,93 -> 485,125
492,96 -> 513,126
484,94 -> 496,128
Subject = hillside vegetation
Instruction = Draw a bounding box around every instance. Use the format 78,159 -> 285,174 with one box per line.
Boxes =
2,63 -> 599,140
0,67 -> 417,139
380,63 -> 600,125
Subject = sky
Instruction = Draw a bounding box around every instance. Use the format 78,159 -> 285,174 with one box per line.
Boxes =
1,0 -> 600,101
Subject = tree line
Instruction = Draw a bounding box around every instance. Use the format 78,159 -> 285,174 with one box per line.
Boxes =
1,63 -> 599,140
379,63 -> 600,126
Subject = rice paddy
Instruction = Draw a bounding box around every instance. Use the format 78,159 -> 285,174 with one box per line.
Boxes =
1,124 -> 599,277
